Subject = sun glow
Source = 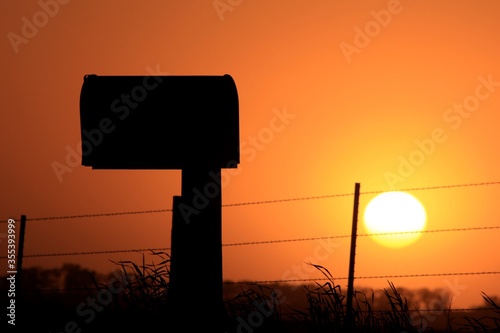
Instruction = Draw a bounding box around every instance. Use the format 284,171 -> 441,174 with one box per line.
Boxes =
363,192 -> 427,248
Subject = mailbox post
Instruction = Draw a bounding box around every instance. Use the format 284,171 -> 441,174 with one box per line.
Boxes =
79,74 -> 239,331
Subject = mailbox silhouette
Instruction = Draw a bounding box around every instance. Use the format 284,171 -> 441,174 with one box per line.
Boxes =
79,74 -> 239,169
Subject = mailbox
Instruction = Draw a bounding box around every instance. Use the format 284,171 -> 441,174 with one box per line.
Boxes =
79,74 -> 239,169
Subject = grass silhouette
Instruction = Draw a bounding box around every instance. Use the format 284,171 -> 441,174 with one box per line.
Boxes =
100,252 -> 499,332
11,251 -> 499,332
291,263 -> 422,332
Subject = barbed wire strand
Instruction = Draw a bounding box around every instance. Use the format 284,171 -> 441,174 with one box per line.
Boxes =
2,181 -> 499,222
1,225 -> 497,259
224,225 -> 500,247
24,209 -> 172,222
223,181 -> 500,207
224,271 -> 500,285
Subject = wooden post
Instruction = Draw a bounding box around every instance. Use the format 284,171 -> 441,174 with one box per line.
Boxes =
169,167 -> 224,331
17,215 -> 27,295
17,215 -> 26,277
16,215 -> 26,329
346,183 -> 360,329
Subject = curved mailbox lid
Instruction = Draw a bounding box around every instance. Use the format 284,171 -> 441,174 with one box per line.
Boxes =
79,74 -> 239,169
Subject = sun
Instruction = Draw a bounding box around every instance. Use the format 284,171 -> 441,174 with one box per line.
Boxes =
363,191 -> 427,248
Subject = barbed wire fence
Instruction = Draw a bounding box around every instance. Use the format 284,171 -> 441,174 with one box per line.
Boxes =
2,181 -> 500,313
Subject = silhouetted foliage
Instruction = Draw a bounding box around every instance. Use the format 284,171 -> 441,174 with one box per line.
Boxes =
3,257 -> 499,332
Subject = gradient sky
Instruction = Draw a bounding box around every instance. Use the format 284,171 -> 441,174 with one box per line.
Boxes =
1,0 -> 499,309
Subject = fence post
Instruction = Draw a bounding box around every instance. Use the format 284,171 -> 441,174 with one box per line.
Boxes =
17,215 -> 26,278
346,183 -> 360,330
16,214 -> 27,329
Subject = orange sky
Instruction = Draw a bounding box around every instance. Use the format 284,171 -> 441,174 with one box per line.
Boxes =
1,0 -> 500,309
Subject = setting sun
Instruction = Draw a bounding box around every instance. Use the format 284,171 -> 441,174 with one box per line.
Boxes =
363,192 -> 427,248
